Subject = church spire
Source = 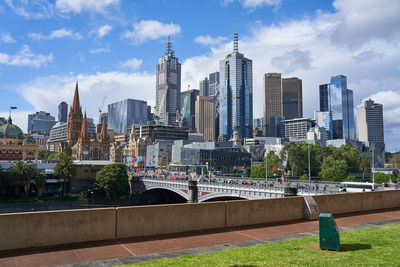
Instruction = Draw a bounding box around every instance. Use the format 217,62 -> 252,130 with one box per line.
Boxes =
79,112 -> 90,144
99,114 -> 109,143
72,81 -> 81,112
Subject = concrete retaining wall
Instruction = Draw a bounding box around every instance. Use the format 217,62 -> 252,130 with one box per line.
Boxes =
0,208 -> 116,251
117,202 -> 226,238
0,190 -> 399,251
225,197 -> 304,228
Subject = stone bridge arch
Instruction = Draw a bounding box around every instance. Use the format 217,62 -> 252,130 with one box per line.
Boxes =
198,192 -> 250,202
141,185 -> 189,201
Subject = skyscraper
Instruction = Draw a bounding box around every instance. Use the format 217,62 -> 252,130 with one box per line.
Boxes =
199,77 -> 209,96
328,75 -> 356,140
27,111 -> 56,135
108,99 -> 150,134
195,96 -> 215,141
58,102 -> 68,123
282,77 -> 302,120
179,89 -> 199,131
155,36 -> 181,126
264,73 -> 282,136
319,84 -> 329,112
218,33 -> 253,140
315,111 -> 333,139
356,99 -> 384,143
209,72 -> 220,97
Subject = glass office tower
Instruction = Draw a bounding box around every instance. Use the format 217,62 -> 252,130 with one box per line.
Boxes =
218,33 -> 253,140
329,75 -> 356,140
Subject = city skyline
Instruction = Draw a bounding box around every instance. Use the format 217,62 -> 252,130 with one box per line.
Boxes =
0,0 -> 399,151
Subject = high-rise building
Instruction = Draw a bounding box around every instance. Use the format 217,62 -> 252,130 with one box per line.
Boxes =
284,118 -> 315,139
195,96 -> 215,141
199,77 -> 209,96
27,111 -> 56,135
328,75 -> 356,140
253,118 -> 264,131
315,111 -> 333,139
264,73 -> 282,136
108,99 -> 150,134
209,72 -> 220,97
356,99 -> 384,143
319,84 -> 329,112
282,77 -> 302,120
58,102 -> 68,123
179,89 -> 199,131
218,33 -> 253,140
270,116 -> 285,137
155,36 -> 181,126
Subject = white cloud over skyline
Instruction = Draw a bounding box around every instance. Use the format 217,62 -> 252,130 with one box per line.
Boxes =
122,20 -> 181,45
0,45 -> 53,68
118,58 -> 143,71
29,28 -> 83,41
1,32 -> 16,43
194,35 -> 228,46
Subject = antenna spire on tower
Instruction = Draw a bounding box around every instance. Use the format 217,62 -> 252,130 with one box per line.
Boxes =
166,36 -> 173,55
233,32 -> 238,52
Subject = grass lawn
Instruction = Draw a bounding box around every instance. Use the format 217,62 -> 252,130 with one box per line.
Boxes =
125,223 -> 400,267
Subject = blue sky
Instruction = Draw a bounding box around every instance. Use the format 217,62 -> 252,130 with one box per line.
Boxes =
0,0 -> 399,151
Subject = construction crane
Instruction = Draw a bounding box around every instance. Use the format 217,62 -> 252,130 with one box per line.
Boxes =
98,96 -> 107,124
176,84 -> 190,127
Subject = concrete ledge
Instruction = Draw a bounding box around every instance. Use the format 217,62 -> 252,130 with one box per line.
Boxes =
116,202 -> 226,239
0,208 -> 116,251
225,197 -> 304,227
313,193 -> 362,214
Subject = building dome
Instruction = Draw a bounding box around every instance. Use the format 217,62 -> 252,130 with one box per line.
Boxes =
233,131 -> 239,136
0,122 -> 24,139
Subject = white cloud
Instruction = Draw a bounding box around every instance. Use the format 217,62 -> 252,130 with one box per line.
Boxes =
119,58 -> 143,71
122,20 -> 181,45
55,0 -> 119,13
221,0 -> 281,9
16,71 -> 155,125
194,35 -> 228,46
1,32 -> 16,43
4,0 -> 56,19
29,28 -> 83,41
96,24 -> 112,38
89,47 -> 111,54
0,45 -> 53,68
271,49 -> 312,74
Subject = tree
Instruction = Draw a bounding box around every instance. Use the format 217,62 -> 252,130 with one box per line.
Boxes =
93,163 -> 128,199
38,150 -> 51,160
9,161 -> 35,198
373,173 -> 394,184
0,167 -> 10,196
35,172 -> 47,197
54,153 -> 76,195
319,156 -> 349,182
250,163 -> 264,178
360,152 -> 371,179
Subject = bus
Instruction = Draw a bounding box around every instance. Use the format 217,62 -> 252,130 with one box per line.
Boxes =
339,182 -> 379,192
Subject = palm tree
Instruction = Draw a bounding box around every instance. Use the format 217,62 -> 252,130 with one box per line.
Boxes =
9,161 -> 35,198
54,153 -> 76,195
35,172 -> 47,197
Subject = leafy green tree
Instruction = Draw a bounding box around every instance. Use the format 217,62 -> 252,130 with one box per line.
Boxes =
54,153 -> 76,195
0,167 -> 10,196
373,173 -> 394,184
93,163 -> 128,199
9,161 -> 35,198
38,150 -> 51,160
35,172 -> 47,197
319,156 -> 349,182
359,152 -> 371,178
250,163 -> 264,178
334,145 -> 361,173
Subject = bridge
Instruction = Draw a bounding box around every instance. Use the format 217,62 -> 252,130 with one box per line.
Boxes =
131,177 -> 339,203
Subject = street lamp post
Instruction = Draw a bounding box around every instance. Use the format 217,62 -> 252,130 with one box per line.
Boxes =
308,143 -> 311,188
372,148 -> 375,190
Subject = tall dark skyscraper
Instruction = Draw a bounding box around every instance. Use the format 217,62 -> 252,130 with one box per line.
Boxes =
218,33 -> 253,140
282,77 -> 302,120
180,89 -> 199,131
58,101 -> 68,123
199,77 -> 209,96
155,36 -> 181,126
264,73 -> 282,136
319,84 -> 329,112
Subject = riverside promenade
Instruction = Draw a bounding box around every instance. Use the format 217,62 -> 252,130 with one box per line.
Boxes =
1,208 -> 400,267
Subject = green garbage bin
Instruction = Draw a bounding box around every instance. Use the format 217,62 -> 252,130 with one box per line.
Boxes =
319,213 -> 340,251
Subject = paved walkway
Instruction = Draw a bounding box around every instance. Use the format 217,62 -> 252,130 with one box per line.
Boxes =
1,208 -> 400,267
